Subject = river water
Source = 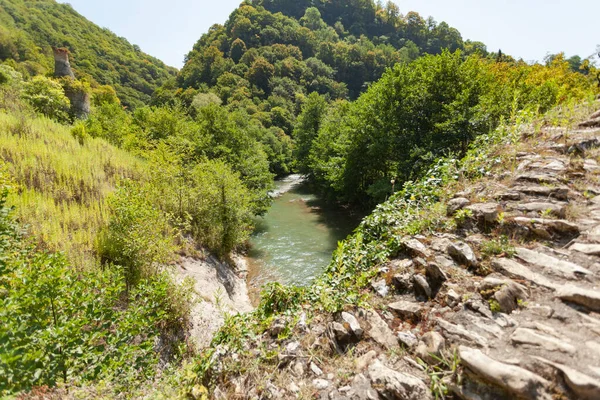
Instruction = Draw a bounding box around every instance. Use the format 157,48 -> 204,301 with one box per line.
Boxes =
246,175 -> 359,294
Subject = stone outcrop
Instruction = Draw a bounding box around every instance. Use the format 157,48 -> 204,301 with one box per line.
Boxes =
53,47 -> 75,78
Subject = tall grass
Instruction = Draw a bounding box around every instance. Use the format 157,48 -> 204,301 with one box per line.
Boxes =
0,111 -> 146,268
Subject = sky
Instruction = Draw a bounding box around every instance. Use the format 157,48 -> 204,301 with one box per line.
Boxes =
59,0 -> 600,69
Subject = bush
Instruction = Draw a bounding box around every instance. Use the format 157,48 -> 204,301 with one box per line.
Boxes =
21,76 -> 70,122
97,181 -> 178,291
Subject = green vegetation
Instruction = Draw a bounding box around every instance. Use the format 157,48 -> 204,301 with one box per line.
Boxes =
0,0 -> 599,397
0,183 -> 192,396
0,0 -> 176,108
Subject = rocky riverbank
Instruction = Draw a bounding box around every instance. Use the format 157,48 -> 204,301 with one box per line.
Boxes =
192,104 -> 600,400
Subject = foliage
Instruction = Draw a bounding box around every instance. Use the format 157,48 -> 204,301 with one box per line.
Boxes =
0,0 -> 176,108
97,181 -> 178,290
21,75 -> 70,122
0,183 -> 191,396
480,235 -> 516,258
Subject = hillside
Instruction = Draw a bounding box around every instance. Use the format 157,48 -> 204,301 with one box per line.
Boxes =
0,0 -> 177,108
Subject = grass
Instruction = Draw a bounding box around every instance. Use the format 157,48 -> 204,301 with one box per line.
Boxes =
0,111 -> 145,268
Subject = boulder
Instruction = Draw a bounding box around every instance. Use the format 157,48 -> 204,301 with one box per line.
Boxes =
368,360 -> 432,400
397,331 -> 418,349
466,203 -> 500,223
355,350 -> 377,372
447,242 -> 478,268
388,300 -> 424,320
481,276 -> 528,314
459,346 -> 551,400
412,275 -> 432,299
570,243 -> 600,256
557,285 -> 600,312
445,289 -> 461,308
365,310 -> 398,349
403,238 -> 431,258
415,331 -> 445,365
426,262 -> 449,288
341,312 -> 364,339
392,273 -> 413,293
511,328 -> 575,354
534,357 -> 600,400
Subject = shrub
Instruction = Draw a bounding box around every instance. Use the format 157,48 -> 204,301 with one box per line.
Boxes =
97,181 -> 178,291
21,76 -> 70,122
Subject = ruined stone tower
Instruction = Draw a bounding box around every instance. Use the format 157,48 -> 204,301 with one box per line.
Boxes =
53,47 -> 75,79
53,47 -> 90,119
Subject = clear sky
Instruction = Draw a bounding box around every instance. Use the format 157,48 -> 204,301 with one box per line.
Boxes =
59,0 -> 600,69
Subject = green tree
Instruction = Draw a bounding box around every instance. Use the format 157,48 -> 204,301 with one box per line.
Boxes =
293,92 -> 328,173
246,57 -> 275,93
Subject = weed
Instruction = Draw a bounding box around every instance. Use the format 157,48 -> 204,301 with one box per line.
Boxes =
480,235 -> 516,258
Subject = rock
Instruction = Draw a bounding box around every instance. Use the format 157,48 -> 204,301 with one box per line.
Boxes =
371,279 -> 389,297
53,47 -> 75,79
397,331 -> 418,348
425,262 -> 449,287
291,360 -> 306,377
390,258 -> 414,270
515,202 -> 566,218
341,312 -> 364,338
466,203 -> 500,223
365,310 -> 398,349
496,191 -> 522,201
270,317 -> 286,336
355,350 -> 377,371
465,299 -> 494,319
491,258 -> 557,290
579,117 -> 600,128
516,247 -> 591,279
534,357 -> 600,400
570,242 -> 600,255
436,319 -> 488,348
412,275 -> 432,299
447,197 -> 471,215
513,184 -> 569,200
515,172 -> 558,184
591,109 -> 600,120
446,289 -> 461,308
511,328 -> 576,354
481,276 -> 528,314
311,362 -> 324,376
557,285 -> 600,312
415,332 -> 445,364
388,300 -> 424,320
447,242 -> 478,268
286,341 -> 301,354
368,360 -> 432,400
513,217 -> 579,235
313,379 -> 330,390
392,273 -> 413,293
330,322 -> 351,344
404,238 -> 431,258
349,374 -> 379,400
458,346 -> 551,400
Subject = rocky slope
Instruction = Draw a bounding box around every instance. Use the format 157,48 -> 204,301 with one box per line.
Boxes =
197,103 -> 600,400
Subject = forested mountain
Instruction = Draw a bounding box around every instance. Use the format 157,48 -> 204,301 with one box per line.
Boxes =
0,0 -> 176,108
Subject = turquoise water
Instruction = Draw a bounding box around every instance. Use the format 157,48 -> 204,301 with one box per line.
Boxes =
247,176 -> 359,290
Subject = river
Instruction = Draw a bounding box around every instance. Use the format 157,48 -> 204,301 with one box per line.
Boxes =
246,175 -> 360,296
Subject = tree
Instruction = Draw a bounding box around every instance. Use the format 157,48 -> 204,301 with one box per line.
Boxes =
230,38 -> 247,63
246,57 -> 275,93
293,92 -> 328,173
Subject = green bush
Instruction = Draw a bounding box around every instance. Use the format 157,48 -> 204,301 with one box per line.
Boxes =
97,181 -> 178,291
22,76 -> 70,122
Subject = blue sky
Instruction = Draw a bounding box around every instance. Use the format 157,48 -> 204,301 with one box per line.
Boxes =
60,0 -> 599,68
